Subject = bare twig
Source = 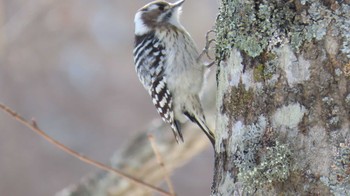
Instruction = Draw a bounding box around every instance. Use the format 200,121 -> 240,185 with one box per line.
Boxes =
56,71 -> 217,195
0,103 -> 171,196
148,134 -> 176,196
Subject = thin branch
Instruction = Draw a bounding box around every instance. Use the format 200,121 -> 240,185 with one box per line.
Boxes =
56,71 -> 217,195
0,103 -> 171,196
148,134 -> 176,196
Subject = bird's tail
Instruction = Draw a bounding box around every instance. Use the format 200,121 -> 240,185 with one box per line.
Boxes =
183,111 -> 215,146
170,120 -> 184,143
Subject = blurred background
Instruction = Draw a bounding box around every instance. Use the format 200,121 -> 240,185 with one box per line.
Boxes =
0,0 -> 218,195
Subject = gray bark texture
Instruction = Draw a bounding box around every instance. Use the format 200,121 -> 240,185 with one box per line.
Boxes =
213,0 -> 350,195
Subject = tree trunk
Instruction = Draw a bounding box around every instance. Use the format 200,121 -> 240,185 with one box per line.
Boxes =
213,0 -> 350,195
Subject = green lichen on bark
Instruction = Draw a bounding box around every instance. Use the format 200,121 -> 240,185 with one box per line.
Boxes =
222,82 -> 254,121
215,0 -> 350,59
324,140 -> 350,195
237,141 -> 291,193
227,117 -> 292,193
253,63 -> 274,82
214,1 -> 350,194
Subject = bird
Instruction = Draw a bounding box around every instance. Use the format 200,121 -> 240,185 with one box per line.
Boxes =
133,0 -> 215,145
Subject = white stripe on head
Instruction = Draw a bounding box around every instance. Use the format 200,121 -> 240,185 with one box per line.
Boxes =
134,11 -> 151,35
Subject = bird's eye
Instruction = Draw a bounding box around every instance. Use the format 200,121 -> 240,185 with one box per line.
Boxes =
158,5 -> 165,11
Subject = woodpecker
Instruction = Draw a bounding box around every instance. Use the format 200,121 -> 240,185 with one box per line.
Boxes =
133,0 -> 215,145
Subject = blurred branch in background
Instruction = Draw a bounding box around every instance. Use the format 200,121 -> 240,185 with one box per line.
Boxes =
56,73 -> 217,196
148,134 -> 176,196
0,103 -> 172,196
0,1 -> 218,195
0,71 -> 216,196
56,121 -> 209,196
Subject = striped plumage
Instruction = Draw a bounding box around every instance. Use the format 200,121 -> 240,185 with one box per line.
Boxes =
133,0 -> 215,145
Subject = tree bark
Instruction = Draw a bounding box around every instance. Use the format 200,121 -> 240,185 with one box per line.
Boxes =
213,0 -> 350,195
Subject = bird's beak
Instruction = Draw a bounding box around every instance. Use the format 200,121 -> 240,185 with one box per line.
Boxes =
171,0 -> 185,9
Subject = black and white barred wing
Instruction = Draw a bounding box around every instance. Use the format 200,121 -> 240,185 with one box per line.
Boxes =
150,76 -> 183,142
133,33 -> 165,90
133,33 -> 183,142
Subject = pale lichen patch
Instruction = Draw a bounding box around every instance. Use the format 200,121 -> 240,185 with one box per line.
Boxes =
278,45 -> 311,86
325,35 -> 339,56
227,48 -> 243,87
230,115 -> 267,166
229,121 -> 245,155
241,69 -> 254,91
346,94 -> 350,104
215,113 -> 229,153
273,102 -> 306,129
217,173 -> 236,195
298,126 -> 331,176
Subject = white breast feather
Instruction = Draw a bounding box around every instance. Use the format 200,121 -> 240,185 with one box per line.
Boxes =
168,8 -> 184,30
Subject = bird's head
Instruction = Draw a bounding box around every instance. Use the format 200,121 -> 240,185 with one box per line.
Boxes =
134,0 -> 185,35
